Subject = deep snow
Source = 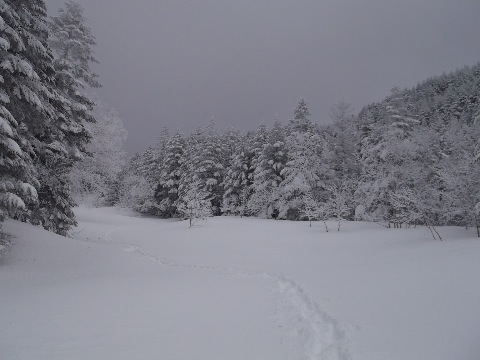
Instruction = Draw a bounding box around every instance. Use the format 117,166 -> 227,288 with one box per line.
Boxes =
1,207 -> 480,360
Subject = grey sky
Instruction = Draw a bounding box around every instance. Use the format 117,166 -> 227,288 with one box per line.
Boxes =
44,0 -> 480,154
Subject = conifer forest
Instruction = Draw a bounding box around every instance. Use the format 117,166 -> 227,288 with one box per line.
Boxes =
1,0 -> 480,234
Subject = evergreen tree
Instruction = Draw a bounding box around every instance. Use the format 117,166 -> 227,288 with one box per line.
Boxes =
115,154 -> 153,212
323,101 -> 361,220
0,1 -> 41,225
68,102 -> 127,206
325,101 -> 361,181
187,120 -> 225,215
0,0 -> 69,232
25,1 -> 99,235
279,101 -> 325,219
140,126 -> 169,186
177,179 -> 212,227
155,131 -> 185,217
249,120 -> 288,218
49,1 -> 100,89
222,133 -> 254,216
288,98 -> 313,133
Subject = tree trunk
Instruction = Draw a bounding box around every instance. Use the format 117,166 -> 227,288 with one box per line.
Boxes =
475,213 -> 480,238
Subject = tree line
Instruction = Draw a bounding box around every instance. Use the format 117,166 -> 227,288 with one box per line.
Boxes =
114,64 -> 480,232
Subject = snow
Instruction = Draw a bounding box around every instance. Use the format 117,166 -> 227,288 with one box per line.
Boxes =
2,207 -> 480,360
0,192 -> 26,210
18,182 -> 38,199
1,137 -> 22,155
0,116 -> 14,137
0,36 -> 9,51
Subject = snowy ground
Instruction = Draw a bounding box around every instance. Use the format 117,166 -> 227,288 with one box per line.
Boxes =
1,207 -> 480,360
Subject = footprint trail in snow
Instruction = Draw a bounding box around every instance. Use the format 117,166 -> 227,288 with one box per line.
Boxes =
123,242 -> 352,360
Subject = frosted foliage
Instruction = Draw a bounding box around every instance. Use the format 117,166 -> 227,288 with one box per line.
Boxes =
0,116 -> 13,136
300,190 -> 321,225
0,137 -> 21,155
116,172 -> 153,212
0,193 -> 25,211
0,36 -> 9,50
155,131 -> 185,217
222,140 -> 254,217
49,0 -> 100,89
0,1 -> 40,223
278,130 -> 325,219
185,121 -> 225,215
290,98 -> 313,133
69,103 -> 127,206
248,121 -> 287,218
177,180 -> 212,227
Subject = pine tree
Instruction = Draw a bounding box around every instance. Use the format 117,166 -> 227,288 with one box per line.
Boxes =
68,102 -> 127,206
140,126 -> 169,186
49,1 -> 100,89
222,133 -> 254,216
177,179 -> 212,227
249,120 -> 288,218
0,1 -> 42,224
0,0 -> 57,229
26,1 -> 100,235
115,154 -> 153,212
326,101 -> 361,181
187,120 -> 225,215
322,101 -> 360,220
279,101 -> 325,219
155,131 -> 185,217
288,98 -> 313,133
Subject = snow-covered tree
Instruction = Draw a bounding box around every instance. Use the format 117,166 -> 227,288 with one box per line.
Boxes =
301,190 -> 320,227
288,98 -> 314,133
322,182 -> 352,231
177,179 -> 212,227
115,154 -> 154,212
0,1 -> 42,224
25,0 -> 100,234
279,127 -> 325,218
155,131 -> 185,217
139,126 -> 169,186
68,102 -> 127,206
49,0 -> 100,89
434,119 -> 480,227
222,133 -> 255,216
187,120 -> 225,215
325,101 -> 361,181
249,120 -> 288,218
355,93 -> 422,224
389,187 -> 423,226
0,0 -> 62,230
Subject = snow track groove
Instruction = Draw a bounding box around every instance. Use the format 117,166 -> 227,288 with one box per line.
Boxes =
123,242 -> 352,360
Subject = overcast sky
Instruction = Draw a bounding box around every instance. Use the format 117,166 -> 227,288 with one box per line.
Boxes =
44,0 -> 480,154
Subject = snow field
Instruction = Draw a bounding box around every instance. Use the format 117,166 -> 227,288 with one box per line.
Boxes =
2,207 -> 480,360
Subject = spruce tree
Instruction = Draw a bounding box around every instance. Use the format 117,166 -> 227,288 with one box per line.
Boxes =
28,0 -> 101,234
222,133 -> 255,216
188,120 -> 225,215
68,102 -> 127,206
249,120 -> 288,218
0,0 -> 54,227
279,101 -> 325,219
155,131 -> 185,217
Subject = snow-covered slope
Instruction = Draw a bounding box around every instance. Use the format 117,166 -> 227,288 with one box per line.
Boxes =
1,207 -> 480,360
